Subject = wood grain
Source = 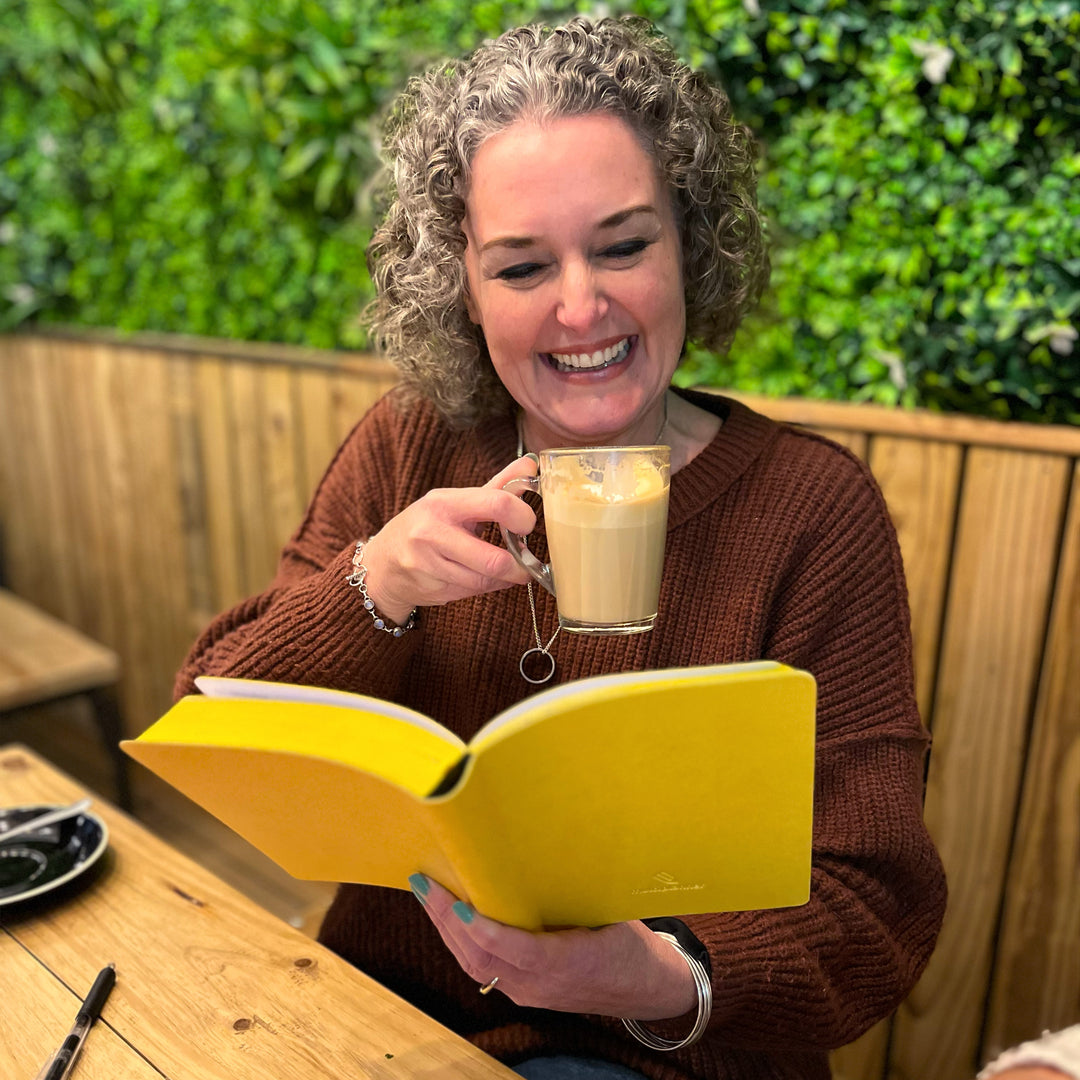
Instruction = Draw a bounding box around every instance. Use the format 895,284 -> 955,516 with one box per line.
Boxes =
721,389 -> 1080,455
829,1017 -> 890,1080
828,436 -> 961,1080
813,427 -> 869,461
260,364 -> 307,557
295,365 -> 344,504
890,447 -> 1071,1080
2,933 -> 161,1080
982,460 -> 1080,1059
0,744 -> 517,1080
0,589 -> 118,710
869,437 -> 963,723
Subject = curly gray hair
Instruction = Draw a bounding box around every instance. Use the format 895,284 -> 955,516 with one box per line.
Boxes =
366,15 -> 769,427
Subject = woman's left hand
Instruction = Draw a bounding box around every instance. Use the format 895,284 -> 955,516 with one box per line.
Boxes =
409,874 -> 697,1020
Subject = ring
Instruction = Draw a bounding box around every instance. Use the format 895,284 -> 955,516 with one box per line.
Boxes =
478,976 -> 499,995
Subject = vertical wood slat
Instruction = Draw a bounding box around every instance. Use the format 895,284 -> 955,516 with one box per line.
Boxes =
829,1020 -> 890,1080
813,427 -> 869,462
123,349 -> 194,726
227,362 -> 276,596
25,339 -> 75,617
891,448 -> 1071,1080
828,435 -> 962,1080
259,364 -> 307,561
63,341 -> 126,655
193,357 -> 244,622
0,342 -> 45,598
295,367 -> 345,505
169,359 -> 216,632
869,438 -> 963,724
331,370 -> 399,447
982,461 -> 1080,1059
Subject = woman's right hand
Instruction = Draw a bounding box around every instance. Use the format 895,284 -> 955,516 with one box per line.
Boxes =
357,456 -> 538,624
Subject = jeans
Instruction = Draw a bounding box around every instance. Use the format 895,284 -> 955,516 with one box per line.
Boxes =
513,1056 -> 649,1079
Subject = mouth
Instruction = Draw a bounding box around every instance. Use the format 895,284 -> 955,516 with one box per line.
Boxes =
542,336 -> 634,374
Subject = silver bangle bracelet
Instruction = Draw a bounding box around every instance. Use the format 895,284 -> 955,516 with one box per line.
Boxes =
345,539 -> 417,637
622,932 -> 712,1051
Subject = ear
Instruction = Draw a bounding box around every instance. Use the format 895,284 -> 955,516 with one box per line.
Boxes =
463,284 -> 481,325
461,220 -> 482,325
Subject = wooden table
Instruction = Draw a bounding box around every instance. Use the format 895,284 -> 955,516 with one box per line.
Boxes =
1,744 -> 517,1079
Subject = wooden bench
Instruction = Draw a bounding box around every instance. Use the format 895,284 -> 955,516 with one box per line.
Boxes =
0,588 -> 132,810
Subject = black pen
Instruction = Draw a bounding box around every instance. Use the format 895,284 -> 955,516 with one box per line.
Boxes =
35,964 -> 116,1080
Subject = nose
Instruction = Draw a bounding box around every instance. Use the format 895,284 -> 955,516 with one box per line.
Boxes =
556,261 -> 608,333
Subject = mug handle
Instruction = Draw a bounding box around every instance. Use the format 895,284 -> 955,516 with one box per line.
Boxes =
500,468 -> 556,597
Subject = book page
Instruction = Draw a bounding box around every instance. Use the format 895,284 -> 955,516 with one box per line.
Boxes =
194,676 -> 466,749
472,660 -> 781,747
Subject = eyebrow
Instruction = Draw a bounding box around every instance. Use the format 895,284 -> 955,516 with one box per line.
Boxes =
479,205 -> 660,253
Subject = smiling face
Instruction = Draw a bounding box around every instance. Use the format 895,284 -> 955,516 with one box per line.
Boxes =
462,112 -> 686,450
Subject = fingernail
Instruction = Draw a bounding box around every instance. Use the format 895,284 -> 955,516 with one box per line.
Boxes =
452,901 -> 474,925
408,873 -> 429,904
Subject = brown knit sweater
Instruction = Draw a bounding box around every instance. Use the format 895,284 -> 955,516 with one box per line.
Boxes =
175,388 -> 946,1080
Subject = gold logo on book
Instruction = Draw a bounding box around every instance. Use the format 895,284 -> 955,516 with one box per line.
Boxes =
631,871 -> 705,896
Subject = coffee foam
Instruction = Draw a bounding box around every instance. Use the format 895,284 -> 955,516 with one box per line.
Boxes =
544,453 -> 666,504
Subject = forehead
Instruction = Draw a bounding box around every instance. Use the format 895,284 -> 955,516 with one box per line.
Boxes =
464,113 -> 668,236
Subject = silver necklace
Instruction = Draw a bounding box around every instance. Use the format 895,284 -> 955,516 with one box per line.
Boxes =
514,395 -> 669,685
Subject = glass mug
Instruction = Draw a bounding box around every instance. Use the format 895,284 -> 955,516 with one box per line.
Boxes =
501,445 -> 670,634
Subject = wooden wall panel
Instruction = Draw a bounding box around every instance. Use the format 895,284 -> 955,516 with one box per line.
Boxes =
869,437 -> 963,723
192,357 -> 244,621
1,332 -> 1078,1080
227,361 -> 279,595
23,340 -> 74,614
830,1019 -> 890,1080
815,426 -> 869,461
168,358 -> 217,634
830,435 -> 960,1080
331,369 -> 399,445
64,341 -> 128,653
295,367 -> 346,505
258,364 -> 307,560
982,461 -> 1080,1058
116,347 -> 193,725
890,448 -> 1071,1080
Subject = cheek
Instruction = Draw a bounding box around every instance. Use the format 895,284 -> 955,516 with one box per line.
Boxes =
476,291 -> 543,346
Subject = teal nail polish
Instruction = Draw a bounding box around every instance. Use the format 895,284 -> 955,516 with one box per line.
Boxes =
452,901 -> 474,925
408,873 -> 429,904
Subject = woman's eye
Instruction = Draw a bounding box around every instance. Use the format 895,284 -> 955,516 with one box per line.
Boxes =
497,262 -> 544,281
602,239 -> 650,259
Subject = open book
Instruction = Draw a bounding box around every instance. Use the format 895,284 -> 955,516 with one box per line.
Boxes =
122,662 -> 816,929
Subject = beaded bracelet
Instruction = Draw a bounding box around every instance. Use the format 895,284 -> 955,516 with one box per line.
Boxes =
345,539 -> 417,638
621,932 -> 713,1051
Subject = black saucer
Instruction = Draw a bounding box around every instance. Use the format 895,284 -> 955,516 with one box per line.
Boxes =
0,804 -> 108,906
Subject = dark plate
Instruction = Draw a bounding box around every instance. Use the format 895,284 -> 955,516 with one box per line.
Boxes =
0,804 -> 108,905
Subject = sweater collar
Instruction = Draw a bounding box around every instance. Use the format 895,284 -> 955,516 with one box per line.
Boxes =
474,388 -> 780,531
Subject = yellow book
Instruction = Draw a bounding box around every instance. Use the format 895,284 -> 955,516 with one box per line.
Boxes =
121,661 -> 816,930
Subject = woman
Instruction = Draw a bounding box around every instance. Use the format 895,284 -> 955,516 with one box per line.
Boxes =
176,17 -> 946,1080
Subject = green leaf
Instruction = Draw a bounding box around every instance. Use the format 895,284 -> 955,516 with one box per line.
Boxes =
279,137 -> 328,180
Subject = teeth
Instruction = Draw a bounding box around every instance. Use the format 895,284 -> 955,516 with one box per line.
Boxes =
550,338 -> 631,370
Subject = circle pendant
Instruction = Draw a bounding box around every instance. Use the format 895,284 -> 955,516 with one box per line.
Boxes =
519,648 -> 556,685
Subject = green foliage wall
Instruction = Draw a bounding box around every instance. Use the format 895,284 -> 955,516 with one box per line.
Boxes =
666,0 -> 1080,423
2,0 -> 1078,421
0,0 -> 577,348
